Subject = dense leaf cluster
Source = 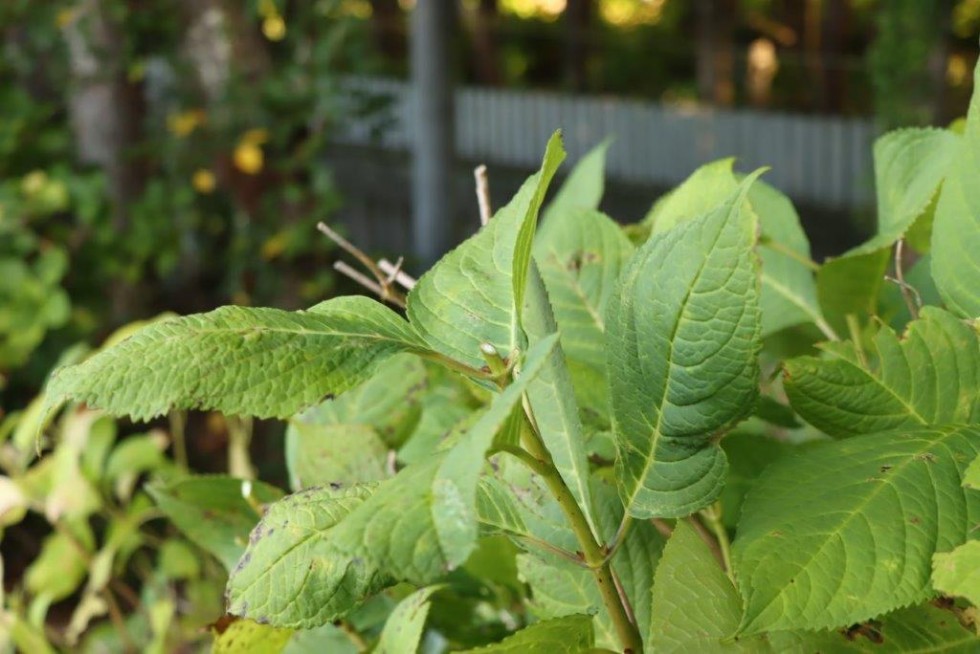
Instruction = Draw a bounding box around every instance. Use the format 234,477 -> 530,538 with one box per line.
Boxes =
41,58 -> 980,654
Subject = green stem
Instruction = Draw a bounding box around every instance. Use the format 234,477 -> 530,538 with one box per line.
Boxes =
761,239 -> 821,272
168,410 -> 188,470
700,503 -> 734,582
519,422 -> 643,653
227,416 -> 254,480
335,620 -> 369,652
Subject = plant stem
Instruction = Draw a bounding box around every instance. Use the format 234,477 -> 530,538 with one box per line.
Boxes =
227,416 -> 254,480
519,422 -> 643,653
335,619 -> 369,652
168,410 -> 188,469
699,503 -> 734,582
760,239 -> 821,272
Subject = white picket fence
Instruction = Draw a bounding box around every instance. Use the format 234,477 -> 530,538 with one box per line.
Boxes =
335,76 -> 879,210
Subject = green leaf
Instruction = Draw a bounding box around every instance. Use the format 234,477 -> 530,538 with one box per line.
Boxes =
784,307 -> 980,437
642,159 -> 738,234
226,483 -> 388,628
733,425 -> 980,634
285,423 -> 389,489
966,454 -> 980,490
291,353 -> 426,447
229,336 -> 559,627
850,127 -> 959,256
374,586 -> 442,654
516,482 -> 665,651
719,431 -> 795,530
454,615 -> 594,653
933,540 -> 980,607
212,620 -> 292,654
326,334 -> 558,584
147,476 -> 284,572
767,603 -> 980,652
513,133 -> 567,335
647,520 -> 762,653
542,139 -> 610,224
522,263 -> 595,529
533,209 -> 634,426
642,159 -> 826,338
407,133 -> 565,369
608,174 -> 762,519
932,60 -> 980,317
817,248 -> 891,335
44,296 -> 427,422
749,180 -> 826,337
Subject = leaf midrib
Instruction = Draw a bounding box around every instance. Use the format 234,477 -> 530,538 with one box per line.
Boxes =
824,348 -> 930,426
623,216 -> 729,512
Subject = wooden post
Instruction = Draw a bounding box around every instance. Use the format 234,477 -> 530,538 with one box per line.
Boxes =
410,0 -> 455,267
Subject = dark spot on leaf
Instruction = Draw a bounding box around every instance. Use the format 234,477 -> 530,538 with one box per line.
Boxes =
879,464 -> 893,473
909,516 -> 921,525
234,552 -> 251,573
330,481 -> 343,490
209,614 -> 239,635
843,621 -> 883,643
916,452 -> 938,463
322,393 -> 335,402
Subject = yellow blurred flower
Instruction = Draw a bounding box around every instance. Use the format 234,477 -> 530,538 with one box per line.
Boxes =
192,169 -> 217,194
233,142 -> 264,175
21,170 -> 48,196
55,8 -> 77,28
261,232 -> 288,260
167,110 -> 206,138
263,15 -> 286,41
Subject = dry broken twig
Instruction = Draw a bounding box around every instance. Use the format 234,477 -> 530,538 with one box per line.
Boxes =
474,164 -> 491,226
317,221 -> 409,309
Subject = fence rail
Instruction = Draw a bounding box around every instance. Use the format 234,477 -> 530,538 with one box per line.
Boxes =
335,76 -> 879,211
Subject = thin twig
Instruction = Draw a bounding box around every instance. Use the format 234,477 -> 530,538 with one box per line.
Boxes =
334,261 -> 386,299
686,515 -> 726,570
651,518 -> 673,538
317,222 -> 387,284
474,164 -> 492,226
102,589 -> 137,653
378,258 -> 417,290
888,239 -> 920,320
318,222 -> 408,307
610,567 -> 638,628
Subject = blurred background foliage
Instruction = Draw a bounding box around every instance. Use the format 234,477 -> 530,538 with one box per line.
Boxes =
0,0 -> 977,651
